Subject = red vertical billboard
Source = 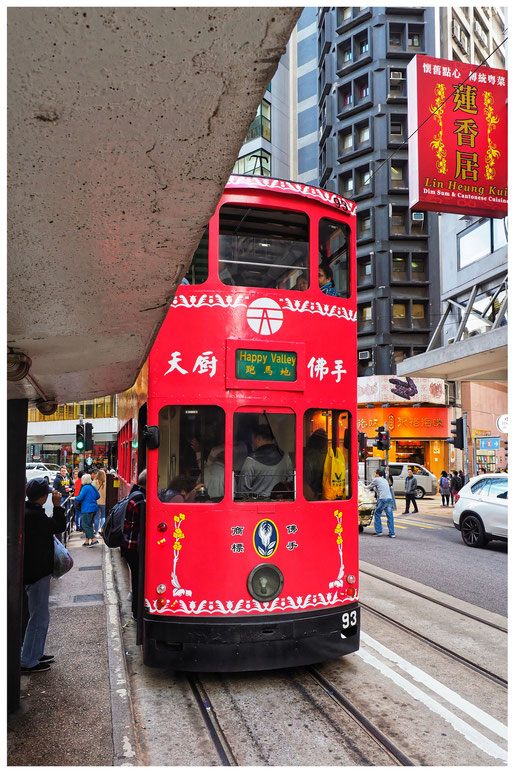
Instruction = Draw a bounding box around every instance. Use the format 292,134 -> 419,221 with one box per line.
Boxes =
408,55 -> 507,218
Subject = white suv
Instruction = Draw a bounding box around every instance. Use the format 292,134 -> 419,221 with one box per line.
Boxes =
26,462 -> 60,484
453,474 -> 508,548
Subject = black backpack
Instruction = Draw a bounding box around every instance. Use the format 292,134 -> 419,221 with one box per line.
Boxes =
102,494 -> 132,548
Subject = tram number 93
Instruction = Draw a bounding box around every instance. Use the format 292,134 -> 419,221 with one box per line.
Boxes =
340,609 -> 358,638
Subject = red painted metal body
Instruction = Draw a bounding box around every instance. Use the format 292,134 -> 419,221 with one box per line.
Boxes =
118,176 -> 358,669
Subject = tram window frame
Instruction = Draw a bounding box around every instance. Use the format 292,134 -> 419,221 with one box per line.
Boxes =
232,408 -> 296,502
303,409 -> 352,501
318,218 -> 351,298
218,204 -> 310,291
157,405 -> 226,504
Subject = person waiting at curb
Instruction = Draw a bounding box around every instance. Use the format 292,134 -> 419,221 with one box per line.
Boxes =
21,478 -> 66,674
121,469 -> 147,619
72,473 -> 100,546
402,468 -> 418,514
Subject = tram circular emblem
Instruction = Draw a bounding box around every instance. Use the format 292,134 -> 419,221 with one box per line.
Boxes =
246,298 -> 283,336
253,519 -> 279,558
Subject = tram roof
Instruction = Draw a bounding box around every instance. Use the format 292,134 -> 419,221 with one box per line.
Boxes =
7,7 -> 300,407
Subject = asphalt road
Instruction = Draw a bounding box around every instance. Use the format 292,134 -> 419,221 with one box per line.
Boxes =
359,500 -> 508,617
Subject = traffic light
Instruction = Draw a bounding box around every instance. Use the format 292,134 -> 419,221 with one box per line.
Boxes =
358,431 -> 367,456
85,422 -> 93,451
76,423 -> 85,451
448,417 -> 464,449
375,426 -> 390,451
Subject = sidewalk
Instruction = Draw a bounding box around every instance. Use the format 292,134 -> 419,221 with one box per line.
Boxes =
7,531 -> 141,766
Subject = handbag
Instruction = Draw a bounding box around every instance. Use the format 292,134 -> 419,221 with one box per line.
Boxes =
322,447 -> 346,500
53,536 -> 74,578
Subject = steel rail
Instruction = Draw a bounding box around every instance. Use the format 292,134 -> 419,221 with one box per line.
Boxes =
360,602 -> 507,689
359,568 -> 508,633
307,666 -> 415,766
187,674 -> 238,766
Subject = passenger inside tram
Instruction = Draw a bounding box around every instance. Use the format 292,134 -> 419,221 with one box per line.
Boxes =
235,421 -> 294,501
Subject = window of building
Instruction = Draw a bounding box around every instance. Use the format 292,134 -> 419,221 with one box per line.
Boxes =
244,99 -> 271,143
390,116 -> 406,141
339,171 -> 353,195
232,149 -> 271,177
393,349 -> 409,364
458,218 -> 491,268
340,7 -> 352,22
342,45 -> 352,63
357,123 -> 370,144
303,409 -> 351,501
359,83 -> 369,99
390,163 -> 406,187
157,406 -> 226,503
412,303 -> 426,324
392,254 -> 408,280
358,258 -> 372,283
493,218 -> 508,251
411,256 -> 427,280
393,303 -> 407,323
358,37 -> 369,56
391,208 -> 407,234
343,87 -> 353,106
233,409 -> 295,502
389,69 -> 406,95
340,130 -> 353,154
408,26 -> 423,49
358,304 -> 373,331
185,226 -> 209,285
319,218 -> 350,297
357,211 -> 372,239
389,25 -> 404,49
356,165 -> 371,192
219,205 -> 309,289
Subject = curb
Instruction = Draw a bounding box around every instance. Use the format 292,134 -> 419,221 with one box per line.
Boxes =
103,545 -> 142,766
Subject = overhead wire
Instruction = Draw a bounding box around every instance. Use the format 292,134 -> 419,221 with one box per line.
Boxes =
367,33 -> 508,183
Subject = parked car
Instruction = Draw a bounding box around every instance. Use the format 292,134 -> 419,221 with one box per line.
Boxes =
388,463 -> 437,499
25,462 -> 60,484
453,473 -> 508,548
357,480 -> 376,532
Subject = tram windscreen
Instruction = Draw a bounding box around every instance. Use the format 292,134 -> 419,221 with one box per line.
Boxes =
219,205 -> 309,290
157,406 -> 225,503
303,409 -> 351,501
233,410 -> 295,501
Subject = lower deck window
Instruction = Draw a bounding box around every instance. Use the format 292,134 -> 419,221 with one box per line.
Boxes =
233,410 -> 295,501
157,406 -> 225,503
303,409 -> 351,500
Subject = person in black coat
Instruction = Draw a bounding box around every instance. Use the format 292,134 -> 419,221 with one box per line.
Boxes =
21,478 -> 66,674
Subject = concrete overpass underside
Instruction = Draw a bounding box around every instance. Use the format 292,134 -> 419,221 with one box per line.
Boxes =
8,6 -> 301,406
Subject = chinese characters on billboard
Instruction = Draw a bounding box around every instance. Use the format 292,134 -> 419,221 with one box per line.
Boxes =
408,55 -> 507,218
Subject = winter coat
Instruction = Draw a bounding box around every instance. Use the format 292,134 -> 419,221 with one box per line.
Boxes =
405,475 -> 418,493
238,444 -> 293,498
23,501 -> 66,585
75,482 -> 100,513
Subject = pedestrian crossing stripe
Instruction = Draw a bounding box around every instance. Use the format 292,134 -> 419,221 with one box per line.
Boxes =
375,518 -> 438,530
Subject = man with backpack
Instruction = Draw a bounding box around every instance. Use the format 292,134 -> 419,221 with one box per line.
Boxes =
120,469 -> 146,619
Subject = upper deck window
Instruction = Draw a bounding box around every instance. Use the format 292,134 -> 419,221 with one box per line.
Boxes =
319,218 -> 350,297
219,205 -> 309,290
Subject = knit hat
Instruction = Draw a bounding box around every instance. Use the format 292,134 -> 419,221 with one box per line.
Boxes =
26,478 -> 51,501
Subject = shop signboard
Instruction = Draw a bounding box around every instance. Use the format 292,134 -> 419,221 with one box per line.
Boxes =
496,414 -> 508,433
357,406 -> 449,439
408,55 -> 507,218
358,375 -> 446,405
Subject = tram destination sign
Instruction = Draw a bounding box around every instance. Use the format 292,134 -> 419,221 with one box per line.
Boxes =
235,349 -> 297,382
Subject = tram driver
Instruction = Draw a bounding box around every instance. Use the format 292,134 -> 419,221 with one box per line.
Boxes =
237,425 -> 293,500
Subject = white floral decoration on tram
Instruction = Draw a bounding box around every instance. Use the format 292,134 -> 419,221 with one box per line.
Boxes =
171,293 -> 357,322
329,509 -> 345,589
144,590 -> 359,615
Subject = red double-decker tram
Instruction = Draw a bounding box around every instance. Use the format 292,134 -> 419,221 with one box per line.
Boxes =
117,175 -> 359,670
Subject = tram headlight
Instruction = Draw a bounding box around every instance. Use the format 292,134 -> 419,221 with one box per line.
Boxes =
346,574 -> 356,585
247,564 -> 284,602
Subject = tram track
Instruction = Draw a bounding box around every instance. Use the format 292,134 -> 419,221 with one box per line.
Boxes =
359,568 -> 508,633
306,666 -> 416,766
187,674 -> 238,766
360,602 -> 508,689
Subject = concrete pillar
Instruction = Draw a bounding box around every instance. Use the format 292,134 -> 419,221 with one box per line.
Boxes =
7,399 -> 28,713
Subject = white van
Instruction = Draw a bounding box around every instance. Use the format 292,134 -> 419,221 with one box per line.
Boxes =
388,463 -> 437,499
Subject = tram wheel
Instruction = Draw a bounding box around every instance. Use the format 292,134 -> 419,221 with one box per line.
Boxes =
460,513 -> 487,548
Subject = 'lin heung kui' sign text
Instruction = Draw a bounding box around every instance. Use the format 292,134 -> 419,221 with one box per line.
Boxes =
408,55 -> 507,218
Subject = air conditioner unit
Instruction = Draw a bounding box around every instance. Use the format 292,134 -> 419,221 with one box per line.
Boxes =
358,350 -> 371,360
412,212 -> 425,221
391,70 -> 404,81
452,20 -> 461,43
